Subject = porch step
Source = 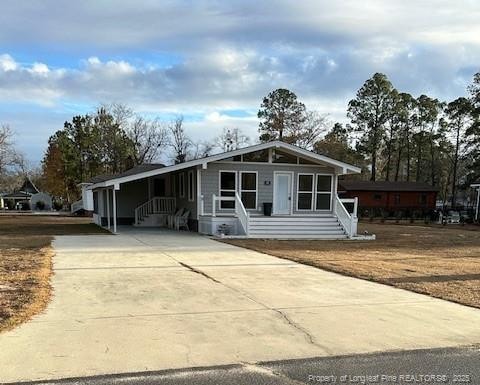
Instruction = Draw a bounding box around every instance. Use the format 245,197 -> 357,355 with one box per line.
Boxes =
247,215 -> 347,239
249,224 -> 344,231
249,219 -> 339,226
248,234 -> 348,239
250,214 -> 337,223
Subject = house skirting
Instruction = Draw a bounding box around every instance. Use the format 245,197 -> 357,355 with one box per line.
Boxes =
198,216 -> 241,236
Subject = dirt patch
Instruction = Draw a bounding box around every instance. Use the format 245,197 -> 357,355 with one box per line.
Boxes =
0,215 -> 108,332
223,223 -> 480,308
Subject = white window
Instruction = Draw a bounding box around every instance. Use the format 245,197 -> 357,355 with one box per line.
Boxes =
179,173 -> 185,198
315,175 -> 332,210
240,171 -> 257,210
219,171 -> 236,209
188,170 -> 194,202
297,173 -> 314,210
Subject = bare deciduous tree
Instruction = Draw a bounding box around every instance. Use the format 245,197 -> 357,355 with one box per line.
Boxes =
0,124 -> 15,173
292,111 -> 330,150
192,141 -> 214,159
109,103 -> 134,127
216,127 -> 251,152
0,124 -> 28,193
127,117 -> 168,164
168,116 -> 191,164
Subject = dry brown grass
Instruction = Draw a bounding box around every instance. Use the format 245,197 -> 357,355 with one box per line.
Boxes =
0,215 -> 108,332
224,223 -> 480,308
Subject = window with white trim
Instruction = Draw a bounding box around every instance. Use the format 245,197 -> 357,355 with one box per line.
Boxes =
179,173 -> 185,198
219,171 -> 236,209
297,173 -> 314,210
240,172 -> 257,209
188,170 -> 194,202
315,175 -> 332,210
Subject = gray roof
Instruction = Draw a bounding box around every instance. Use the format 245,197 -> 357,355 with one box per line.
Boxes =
86,141 -> 362,189
339,180 -> 439,192
86,163 -> 165,184
2,191 -> 32,198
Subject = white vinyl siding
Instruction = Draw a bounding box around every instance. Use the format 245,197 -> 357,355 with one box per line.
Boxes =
200,162 -> 335,215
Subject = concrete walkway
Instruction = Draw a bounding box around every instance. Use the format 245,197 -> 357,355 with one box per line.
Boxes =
1,228 -> 480,383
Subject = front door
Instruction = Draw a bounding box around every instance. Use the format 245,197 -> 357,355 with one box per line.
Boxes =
154,178 -> 166,197
274,172 -> 292,215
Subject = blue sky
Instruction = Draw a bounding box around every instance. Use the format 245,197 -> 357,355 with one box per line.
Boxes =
0,1 -> 479,165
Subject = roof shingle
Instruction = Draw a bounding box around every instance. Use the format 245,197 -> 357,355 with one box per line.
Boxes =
86,164 -> 165,184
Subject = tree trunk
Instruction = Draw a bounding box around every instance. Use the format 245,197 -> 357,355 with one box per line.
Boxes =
416,139 -> 422,182
395,136 -> 403,181
370,124 -> 379,182
386,149 -> 391,181
371,150 -> 377,181
385,126 -> 394,181
451,123 -> 461,209
406,128 -> 411,181
430,131 -> 436,186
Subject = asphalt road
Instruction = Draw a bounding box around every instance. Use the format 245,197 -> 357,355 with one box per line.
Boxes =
11,345 -> 480,385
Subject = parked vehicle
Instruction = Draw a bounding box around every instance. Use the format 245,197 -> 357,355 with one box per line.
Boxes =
459,210 -> 473,224
446,210 -> 461,224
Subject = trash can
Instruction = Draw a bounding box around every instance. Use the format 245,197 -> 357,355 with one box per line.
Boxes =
263,202 -> 273,216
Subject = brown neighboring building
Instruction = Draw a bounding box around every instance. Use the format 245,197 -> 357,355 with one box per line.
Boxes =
339,181 -> 439,216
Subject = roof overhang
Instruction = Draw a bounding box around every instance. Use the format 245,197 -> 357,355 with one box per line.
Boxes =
86,141 -> 362,190
2,194 -> 32,199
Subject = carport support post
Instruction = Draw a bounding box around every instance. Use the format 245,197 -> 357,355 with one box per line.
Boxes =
112,185 -> 118,233
106,188 -> 111,230
476,187 -> 480,221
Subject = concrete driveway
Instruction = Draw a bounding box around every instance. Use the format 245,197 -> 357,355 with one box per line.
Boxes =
1,228 -> 480,383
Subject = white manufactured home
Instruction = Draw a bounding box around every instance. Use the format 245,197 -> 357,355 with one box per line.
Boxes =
80,141 -> 361,239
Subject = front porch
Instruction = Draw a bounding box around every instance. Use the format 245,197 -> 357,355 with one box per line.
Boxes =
197,193 -> 358,239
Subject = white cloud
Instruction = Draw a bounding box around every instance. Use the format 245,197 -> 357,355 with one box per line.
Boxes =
29,62 -> 49,75
0,1 -> 479,164
0,54 -> 18,71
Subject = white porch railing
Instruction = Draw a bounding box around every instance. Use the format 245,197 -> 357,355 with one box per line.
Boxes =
235,192 -> 249,236
211,193 -> 249,235
333,196 -> 358,238
71,199 -> 83,214
135,197 -> 176,225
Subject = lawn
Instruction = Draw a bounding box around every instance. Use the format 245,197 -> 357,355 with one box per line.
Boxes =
0,215 -> 108,332
224,223 -> 480,308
